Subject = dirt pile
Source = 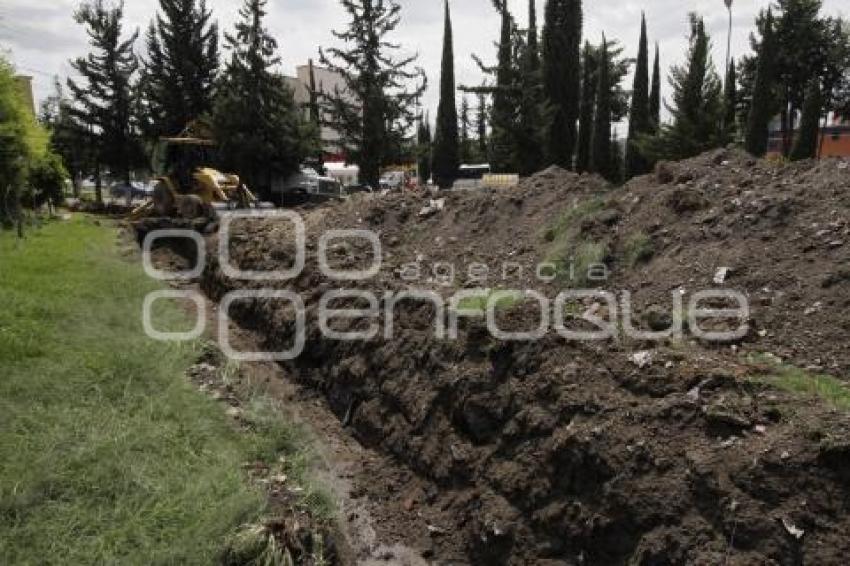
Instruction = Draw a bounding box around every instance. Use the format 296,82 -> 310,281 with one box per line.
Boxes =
587,149 -> 850,373
180,152 -> 850,564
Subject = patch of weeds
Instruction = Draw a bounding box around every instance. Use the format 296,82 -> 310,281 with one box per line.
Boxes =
622,232 -> 655,267
456,290 -> 524,313
543,196 -> 607,243
748,353 -> 850,411
545,240 -> 611,288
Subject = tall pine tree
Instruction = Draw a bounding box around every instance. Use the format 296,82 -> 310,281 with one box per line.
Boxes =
650,43 -> 661,131
67,0 -> 143,201
515,0 -> 544,175
590,35 -> 613,181
576,41 -> 596,173
460,95 -> 473,163
625,13 -> 651,180
487,0 -> 517,173
417,114 -> 432,184
745,9 -> 777,157
638,14 -> 723,162
140,0 -> 219,140
320,0 -> 426,189
213,0 -> 309,195
432,0 -> 459,188
476,92 -> 488,161
542,0 -> 582,168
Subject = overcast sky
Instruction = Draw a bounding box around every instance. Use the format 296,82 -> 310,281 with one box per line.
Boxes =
1,0 -> 846,129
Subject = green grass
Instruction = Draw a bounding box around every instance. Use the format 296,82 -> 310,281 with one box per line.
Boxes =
541,197 -> 611,287
622,232 -> 654,267
0,217 -> 326,564
456,290 -> 524,312
542,196 -> 607,244
748,354 -> 850,411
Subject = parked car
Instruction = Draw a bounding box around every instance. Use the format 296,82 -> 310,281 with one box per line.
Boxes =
272,167 -> 344,206
110,181 -> 154,201
379,171 -> 406,191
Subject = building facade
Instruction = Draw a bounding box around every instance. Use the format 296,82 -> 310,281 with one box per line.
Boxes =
767,112 -> 850,158
283,61 -> 349,162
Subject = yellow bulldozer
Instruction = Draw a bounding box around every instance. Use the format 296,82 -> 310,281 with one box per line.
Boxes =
131,124 -> 257,220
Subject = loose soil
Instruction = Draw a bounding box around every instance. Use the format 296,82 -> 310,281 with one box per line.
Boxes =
138,150 -> 850,565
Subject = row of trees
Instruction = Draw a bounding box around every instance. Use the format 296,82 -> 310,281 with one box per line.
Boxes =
19,0 -> 444,203
424,0 -> 850,188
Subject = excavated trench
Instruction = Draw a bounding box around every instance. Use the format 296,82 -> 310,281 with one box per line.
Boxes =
136,151 -> 850,564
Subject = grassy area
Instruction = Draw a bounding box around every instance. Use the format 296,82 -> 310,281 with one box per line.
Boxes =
456,290 -> 524,312
541,197 -> 611,287
622,232 -> 655,267
749,354 -> 850,411
0,217 -> 326,564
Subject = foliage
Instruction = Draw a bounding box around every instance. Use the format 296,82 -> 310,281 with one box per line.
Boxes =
542,0 -> 582,169
475,92 -> 488,162
486,0 -> 519,173
790,80 -> 823,160
638,14 -> 722,162
590,36 -> 614,181
514,0 -> 544,176
722,58 -> 738,143
39,81 -> 93,196
27,152 -> 69,207
432,0 -> 459,188
625,14 -> 651,180
650,44 -> 661,131
319,0 -> 426,189
744,9 -> 778,156
140,0 -> 220,140
575,41 -> 595,174
67,0 -> 145,196
0,57 -> 50,227
416,115 -> 432,184
213,0 -> 311,195
459,96 -> 473,163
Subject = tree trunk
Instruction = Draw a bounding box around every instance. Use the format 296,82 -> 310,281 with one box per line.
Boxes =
818,114 -> 828,159
95,161 -> 103,204
780,107 -> 790,157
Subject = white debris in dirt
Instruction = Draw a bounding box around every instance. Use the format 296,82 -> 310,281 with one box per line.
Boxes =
225,406 -> 242,419
838,161 -> 849,170
714,267 -> 731,285
754,425 -> 767,435
418,198 -> 446,218
781,517 -> 805,540
804,302 -> 823,315
630,351 -> 654,369
686,386 -> 701,402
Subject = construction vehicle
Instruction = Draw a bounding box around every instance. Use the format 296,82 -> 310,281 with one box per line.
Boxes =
131,123 -> 257,220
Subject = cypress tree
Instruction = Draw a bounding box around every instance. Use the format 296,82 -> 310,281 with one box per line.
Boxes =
432,0 -> 459,188
460,95 -> 472,163
625,13 -> 651,179
790,80 -> 822,160
476,92 -> 488,161
542,0 -> 582,168
516,0 -> 544,175
488,0 -> 516,173
590,35 -> 613,181
650,43 -> 661,131
745,8 -> 777,157
212,0 -> 308,195
638,14 -> 723,162
67,0 -> 143,201
140,0 -> 219,140
417,115 -> 432,184
575,41 -> 595,173
320,0 -> 426,189
723,57 -> 737,142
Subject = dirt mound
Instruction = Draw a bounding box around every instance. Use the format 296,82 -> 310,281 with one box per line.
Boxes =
593,149 -> 850,374
179,152 -> 850,564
